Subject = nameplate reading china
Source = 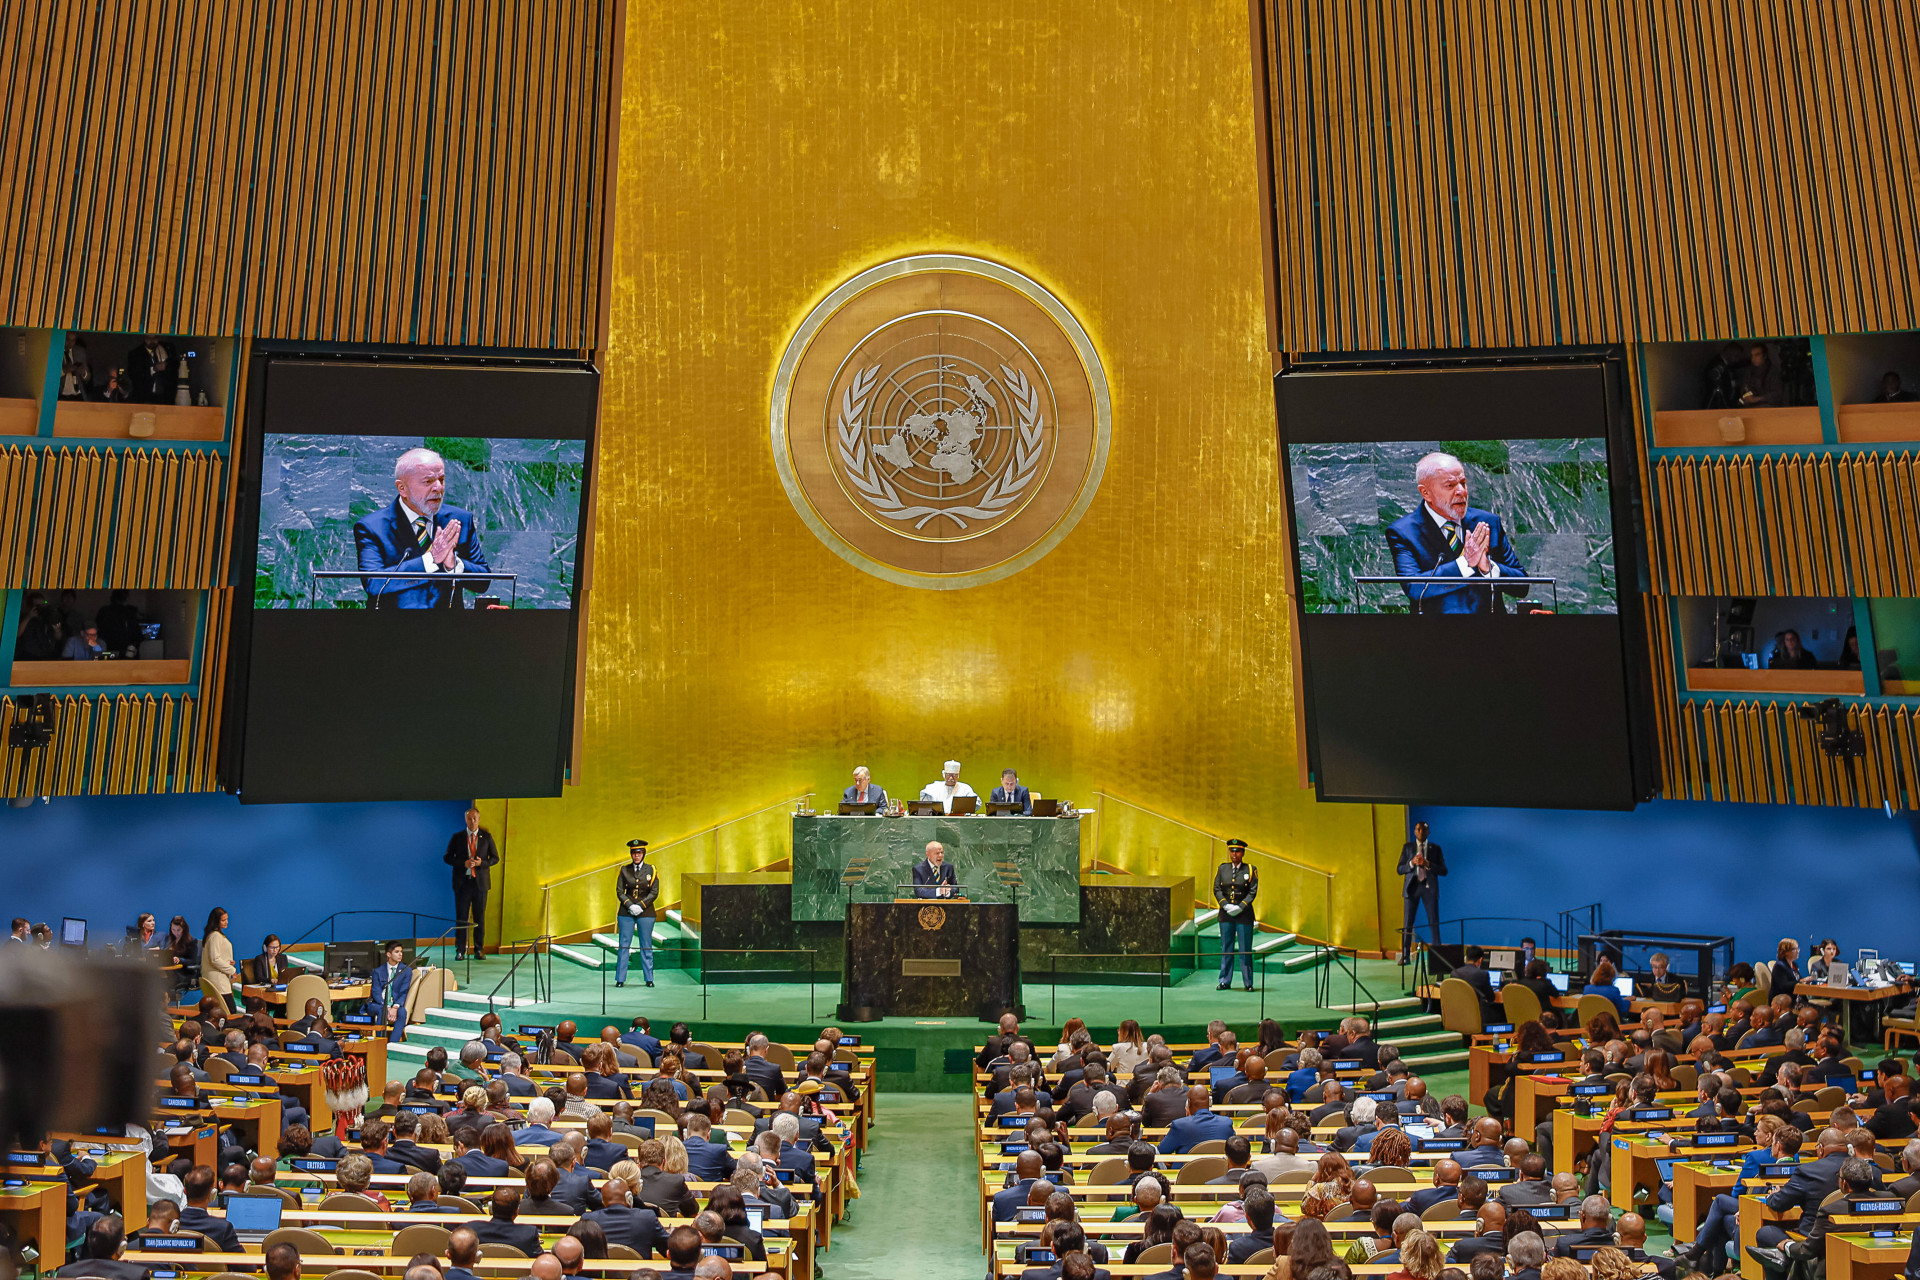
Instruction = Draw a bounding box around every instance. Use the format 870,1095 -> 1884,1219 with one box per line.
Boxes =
771,255 -> 1111,589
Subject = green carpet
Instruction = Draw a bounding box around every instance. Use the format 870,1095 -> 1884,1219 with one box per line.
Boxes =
825,1093 -> 982,1280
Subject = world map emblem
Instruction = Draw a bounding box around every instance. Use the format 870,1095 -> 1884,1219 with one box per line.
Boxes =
771,255 -> 1111,588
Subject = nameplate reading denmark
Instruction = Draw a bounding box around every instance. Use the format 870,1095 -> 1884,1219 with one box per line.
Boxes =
902,958 -> 962,977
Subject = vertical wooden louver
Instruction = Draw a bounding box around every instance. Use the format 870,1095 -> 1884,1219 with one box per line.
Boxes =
1255,0 -> 1920,352
0,0 -> 619,346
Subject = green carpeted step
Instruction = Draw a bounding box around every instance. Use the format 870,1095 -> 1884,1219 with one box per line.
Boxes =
1323,995 -> 1423,1013
1279,946 -> 1337,972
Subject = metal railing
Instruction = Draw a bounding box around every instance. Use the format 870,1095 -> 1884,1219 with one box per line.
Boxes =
486,934 -> 556,1012
1044,950 -> 1286,1023
537,794 -> 813,937
281,910 -> 470,986
1091,790 -> 1336,942
596,944 -> 821,1021
1313,945 -> 1388,1017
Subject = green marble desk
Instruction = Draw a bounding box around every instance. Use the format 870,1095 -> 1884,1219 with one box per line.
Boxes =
791,814 -> 1082,923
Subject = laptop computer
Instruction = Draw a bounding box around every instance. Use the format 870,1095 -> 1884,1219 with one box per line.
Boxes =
1548,972 -> 1571,993
837,801 -> 878,815
1613,975 -> 1636,1000
950,795 -> 978,816
1827,962 -> 1852,988
1030,799 -> 1060,817
986,801 -> 1025,815
907,801 -> 943,816
221,1194 -> 284,1244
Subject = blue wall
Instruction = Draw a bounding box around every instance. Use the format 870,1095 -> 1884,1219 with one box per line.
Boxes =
0,793 -> 464,947
1408,798 -> 1920,964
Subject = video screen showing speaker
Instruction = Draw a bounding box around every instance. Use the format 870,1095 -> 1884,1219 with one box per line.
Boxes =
226,356 -> 599,804
1276,357 -> 1651,810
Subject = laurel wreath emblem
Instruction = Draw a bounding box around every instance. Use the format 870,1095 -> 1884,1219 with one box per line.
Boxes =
835,363 -> 1045,532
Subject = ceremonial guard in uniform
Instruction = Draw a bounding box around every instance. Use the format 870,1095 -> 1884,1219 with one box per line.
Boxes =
615,840 -> 659,988
1214,838 -> 1259,991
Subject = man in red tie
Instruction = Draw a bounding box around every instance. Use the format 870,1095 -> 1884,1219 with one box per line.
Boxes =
443,808 -> 500,959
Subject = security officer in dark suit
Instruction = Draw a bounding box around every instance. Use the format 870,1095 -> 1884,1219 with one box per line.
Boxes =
1214,839 -> 1258,991
444,808 -> 500,959
1397,821 -> 1447,962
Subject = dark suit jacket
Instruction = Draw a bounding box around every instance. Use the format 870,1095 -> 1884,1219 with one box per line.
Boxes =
1384,505 -> 1528,613
1396,842 -> 1448,896
1447,1233 -> 1506,1264
1451,963 -> 1497,1007
743,1057 -> 788,1099
582,1204 -> 667,1256
388,1140 -> 441,1173
840,784 -> 888,810
367,962 -> 413,1016
1140,1090 -> 1188,1128
639,1167 -> 698,1216
1499,1178 -> 1556,1206
683,1134 -> 735,1181
355,498 -> 491,608
990,784 -> 1033,814
470,1218 -> 542,1256
550,1167 -> 603,1212
1765,1151 -> 1846,1232
445,828 -> 501,893
582,1137 -> 628,1172
177,1205 -> 241,1253
912,859 -> 958,896
248,953 -> 292,984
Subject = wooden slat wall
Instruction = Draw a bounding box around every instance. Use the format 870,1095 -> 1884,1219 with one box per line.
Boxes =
0,692 -> 198,797
1647,451 -> 1920,599
1257,0 -> 1920,351
0,0 -> 618,346
0,444 -> 225,589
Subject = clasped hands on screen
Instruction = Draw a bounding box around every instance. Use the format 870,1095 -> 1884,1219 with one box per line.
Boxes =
429,519 -> 464,568
1461,521 -> 1493,573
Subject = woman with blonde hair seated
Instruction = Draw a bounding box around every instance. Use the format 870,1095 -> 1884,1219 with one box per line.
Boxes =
1386,1229 -> 1443,1280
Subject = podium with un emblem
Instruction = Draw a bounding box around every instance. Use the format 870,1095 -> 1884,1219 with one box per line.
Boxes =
838,898 -> 1019,1020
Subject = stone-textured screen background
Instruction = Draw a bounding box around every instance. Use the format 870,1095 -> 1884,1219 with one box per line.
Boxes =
1288,437 -> 1617,614
255,433 -> 588,609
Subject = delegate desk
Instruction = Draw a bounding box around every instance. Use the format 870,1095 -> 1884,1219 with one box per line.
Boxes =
1827,1232 -> 1913,1280
0,1180 -> 64,1262
1795,980 -> 1915,1043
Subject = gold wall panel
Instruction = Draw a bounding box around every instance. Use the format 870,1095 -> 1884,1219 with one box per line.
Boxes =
0,0 -> 617,346
0,692 -> 199,797
490,0 -> 1403,953
1255,0 -> 1920,352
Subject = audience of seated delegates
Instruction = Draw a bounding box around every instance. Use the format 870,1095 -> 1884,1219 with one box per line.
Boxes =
53,1015 -> 858,1280
972,991 -> 1905,1280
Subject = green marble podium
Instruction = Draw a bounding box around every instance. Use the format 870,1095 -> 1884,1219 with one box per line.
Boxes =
791,814 -> 1081,924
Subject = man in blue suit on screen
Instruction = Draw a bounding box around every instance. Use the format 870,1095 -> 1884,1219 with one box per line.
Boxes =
1382,451 -> 1528,614
354,446 -> 491,608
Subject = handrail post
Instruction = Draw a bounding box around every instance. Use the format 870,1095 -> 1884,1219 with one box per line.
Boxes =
1050,955 -> 1058,1024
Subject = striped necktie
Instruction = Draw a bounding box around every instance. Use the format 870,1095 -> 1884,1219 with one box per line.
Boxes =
413,515 -> 432,550
1442,520 -> 1462,553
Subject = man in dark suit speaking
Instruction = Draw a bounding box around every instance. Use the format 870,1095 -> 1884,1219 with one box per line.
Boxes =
1382,451 -> 1528,614
354,447 -> 492,608
912,840 -> 958,898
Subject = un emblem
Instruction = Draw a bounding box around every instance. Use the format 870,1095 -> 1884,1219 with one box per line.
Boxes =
918,905 -> 947,931
772,255 -> 1111,588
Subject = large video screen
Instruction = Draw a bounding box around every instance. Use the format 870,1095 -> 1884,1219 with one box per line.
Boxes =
226,358 -> 598,804
255,433 -> 586,611
1276,359 -> 1650,809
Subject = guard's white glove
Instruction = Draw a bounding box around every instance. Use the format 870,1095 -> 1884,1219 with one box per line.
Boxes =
627,903 -> 644,917
1224,903 -> 1242,916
